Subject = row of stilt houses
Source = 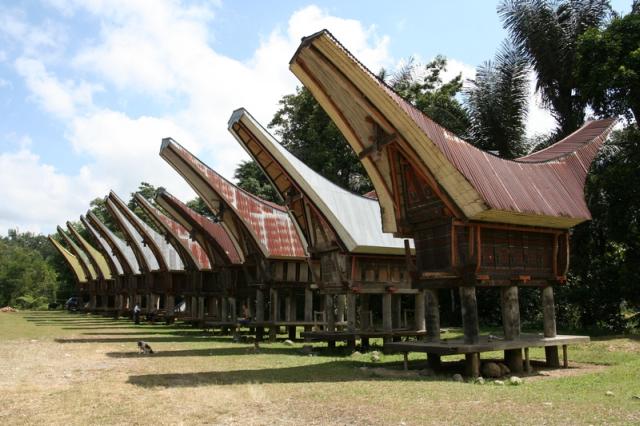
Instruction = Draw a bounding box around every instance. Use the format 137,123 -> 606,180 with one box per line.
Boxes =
50,30 -> 615,376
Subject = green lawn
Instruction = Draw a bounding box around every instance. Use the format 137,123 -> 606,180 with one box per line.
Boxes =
0,310 -> 638,425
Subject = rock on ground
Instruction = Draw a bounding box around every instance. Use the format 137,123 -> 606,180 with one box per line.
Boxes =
452,374 -> 464,382
283,339 -> 294,346
509,376 -> 523,385
481,362 -> 502,378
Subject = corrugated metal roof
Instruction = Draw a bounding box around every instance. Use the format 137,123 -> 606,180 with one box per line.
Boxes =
155,189 -> 242,265
66,222 -> 112,280
80,215 -> 124,276
290,30 -> 615,229
107,192 -> 184,272
160,138 -> 307,260
57,226 -> 98,280
48,236 -> 88,283
229,108 -> 412,255
86,211 -> 140,275
134,194 -> 211,271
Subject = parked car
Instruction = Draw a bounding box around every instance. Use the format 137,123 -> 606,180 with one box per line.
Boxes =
64,297 -> 80,311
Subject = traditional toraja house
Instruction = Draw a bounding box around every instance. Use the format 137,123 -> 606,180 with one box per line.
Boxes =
290,30 -> 616,375
153,189 -> 247,330
56,226 -> 100,311
65,222 -> 116,314
229,108 -> 420,348
48,235 -> 89,302
133,193 -> 224,323
159,138 -> 311,340
84,211 -> 142,315
105,191 -> 185,318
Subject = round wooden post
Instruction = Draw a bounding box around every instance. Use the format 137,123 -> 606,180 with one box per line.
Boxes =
304,289 -> 313,322
459,286 -> 479,344
287,290 -> 296,340
346,292 -> 357,350
325,294 -> 336,349
542,286 -> 560,367
425,288 -> 441,368
383,292 -> 393,344
360,294 -> 370,349
415,290 -> 426,332
501,285 -> 523,373
255,288 -> 265,341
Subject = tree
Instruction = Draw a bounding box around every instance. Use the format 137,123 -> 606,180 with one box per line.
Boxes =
558,126 -> 640,330
499,0 -> 612,138
234,160 -> 282,203
383,56 -> 470,137
576,7 -> 640,122
185,197 -> 215,218
465,42 -> 530,158
268,86 -> 373,194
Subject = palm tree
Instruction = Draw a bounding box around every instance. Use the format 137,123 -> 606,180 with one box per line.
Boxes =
499,0 -> 611,139
465,42 -> 530,159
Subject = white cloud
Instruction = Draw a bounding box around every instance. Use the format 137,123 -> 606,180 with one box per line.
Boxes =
0,148 -> 108,234
15,57 -> 100,118
3,2 -> 392,234
525,71 -> 556,137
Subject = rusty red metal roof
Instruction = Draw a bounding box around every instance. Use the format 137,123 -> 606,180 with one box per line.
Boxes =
155,189 -> 242,265
134,194 -> 212,271
291,30 -> 616,226
160,138 -> 307,259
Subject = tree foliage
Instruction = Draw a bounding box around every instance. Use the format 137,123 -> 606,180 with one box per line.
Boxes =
465,42 -> 530,158
234,160 -> 282,203
576,7 -> 640,122
268,86 -> 373,194
499,0 -> 612,138
558,126 -> 640,330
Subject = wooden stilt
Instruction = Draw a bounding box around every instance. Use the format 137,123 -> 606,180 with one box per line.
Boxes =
346,292 -> 356,350
524,347 -> 531,373
501,285 -> 523,373
414,290 -> 426,332
403,352 -> 409,371
542,286 -> 560,367
465,352 -> 480,378
459,286 -> 479,344
336,294 -> 346,324
562,345 -> 568,368
325,294 -> 335,349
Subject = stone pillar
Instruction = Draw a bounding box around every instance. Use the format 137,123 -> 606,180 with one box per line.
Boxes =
501,285 -> 523,373
415,290 -> 426,332
542,286 -> 560,367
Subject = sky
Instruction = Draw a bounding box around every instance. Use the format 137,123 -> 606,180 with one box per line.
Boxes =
0,0 -> 634,235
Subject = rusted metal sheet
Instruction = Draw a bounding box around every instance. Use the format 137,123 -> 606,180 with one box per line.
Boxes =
160,138 -> 307,259
290,30 -> 615,227
80,215 -> 124,276
133,193 -> 211,271
155,189 -> 242,265
106,192 -> 184,272
228,108 -> 412,255
48,236 -> 88,283
86,211 -> 140,275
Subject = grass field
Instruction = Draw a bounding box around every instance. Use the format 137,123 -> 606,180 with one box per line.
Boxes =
0,311 -> 638,425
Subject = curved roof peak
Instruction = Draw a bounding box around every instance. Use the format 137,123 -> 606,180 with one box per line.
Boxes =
290,29 -> 615,229
160,137 -> 307,260
229,107 -> 411,255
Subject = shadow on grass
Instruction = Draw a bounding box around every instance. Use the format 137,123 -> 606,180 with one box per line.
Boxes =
107,346 -> 298,358
126,361 -> 417,387
55,336 -> 230,344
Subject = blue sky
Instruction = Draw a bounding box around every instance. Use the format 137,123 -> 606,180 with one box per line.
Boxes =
0,0 -> 633,234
